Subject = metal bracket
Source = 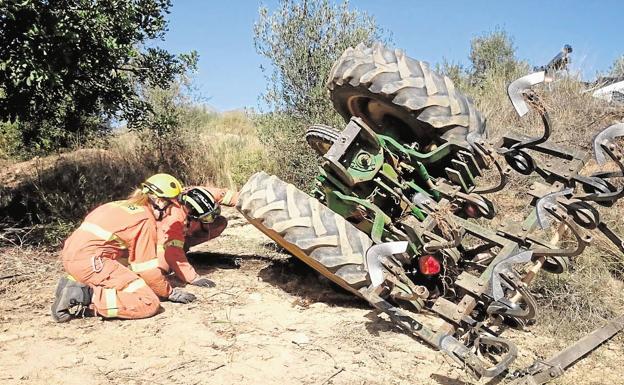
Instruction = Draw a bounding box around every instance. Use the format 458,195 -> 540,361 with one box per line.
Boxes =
593,123 -> 624,165
365,241 -> 408,288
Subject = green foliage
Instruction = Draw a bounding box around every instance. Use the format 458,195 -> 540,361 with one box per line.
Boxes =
0,0 -> 197,150
134,71 -> 197,171
0,121 -> 20,160
435,29 -> 529,138
610,55 -> 624,78
254,0 -> 382,122
469,28 -> 523,84
255,112 -> 318,189
436,59 -> 469,93
253,0 -> 384,188
437,28 -> 528,95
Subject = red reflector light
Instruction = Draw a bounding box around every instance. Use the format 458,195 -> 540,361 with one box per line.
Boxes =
465,203 -> 478,218
418,255 -> 441,275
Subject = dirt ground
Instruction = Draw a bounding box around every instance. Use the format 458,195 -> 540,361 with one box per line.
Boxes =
1,208 -> 622,385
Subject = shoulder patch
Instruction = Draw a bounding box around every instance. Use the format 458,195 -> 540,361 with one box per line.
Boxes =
112,200 -> 146,214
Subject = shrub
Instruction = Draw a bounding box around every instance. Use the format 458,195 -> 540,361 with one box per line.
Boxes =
253,0 -> 386,189
0,0 -> 197,151
0,108 -> 271,246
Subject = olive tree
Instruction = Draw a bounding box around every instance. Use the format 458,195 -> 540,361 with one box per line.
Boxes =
610,55 -> 624,78
253,0 -> 385,187
469,28 -> 521,84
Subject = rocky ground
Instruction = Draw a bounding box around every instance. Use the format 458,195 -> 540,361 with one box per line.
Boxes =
0,208 -> 621,385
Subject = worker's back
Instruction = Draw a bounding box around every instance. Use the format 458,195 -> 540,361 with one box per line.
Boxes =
61,200 -> 158,263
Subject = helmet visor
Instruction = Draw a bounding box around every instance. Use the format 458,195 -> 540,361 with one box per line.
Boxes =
196,205 -> 222,224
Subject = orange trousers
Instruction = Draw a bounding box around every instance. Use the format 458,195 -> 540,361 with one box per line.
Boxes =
63,256 -> 160,319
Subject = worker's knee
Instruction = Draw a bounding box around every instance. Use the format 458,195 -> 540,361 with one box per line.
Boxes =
142,297 -> 160,318
133,289 -> 161,319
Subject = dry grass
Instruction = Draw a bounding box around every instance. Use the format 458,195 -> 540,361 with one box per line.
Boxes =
0,246 -> 60,298
110,110 -> 272,189
0,148 -> 150,245
466,72 -> 624,147
534,255 -> 624,339
0,111 -> 272,246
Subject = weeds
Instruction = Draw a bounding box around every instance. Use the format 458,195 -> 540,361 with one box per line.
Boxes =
534,253 -> 624,339
254,112 -> 320,190
0,110 -> 272,247
0,246 -> 60,298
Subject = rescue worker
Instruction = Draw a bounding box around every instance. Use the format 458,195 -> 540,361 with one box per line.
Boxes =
51,174 -> 197,322
158,186 -> 239,287
185,186 -> 239,250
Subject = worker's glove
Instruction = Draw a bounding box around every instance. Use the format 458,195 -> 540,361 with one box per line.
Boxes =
168,287 -> 196,304
191,276 -> 216,288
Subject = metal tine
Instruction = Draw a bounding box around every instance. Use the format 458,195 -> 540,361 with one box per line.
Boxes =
593,123 -> 624,165
507,71 -> 546,117
535,188 -> 574,230
365,241 -> 408,288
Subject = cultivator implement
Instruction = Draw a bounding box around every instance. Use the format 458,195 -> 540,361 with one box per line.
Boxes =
237,43 -> 624,382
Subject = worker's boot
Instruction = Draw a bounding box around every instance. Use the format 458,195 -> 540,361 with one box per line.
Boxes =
51,276 -> 93,322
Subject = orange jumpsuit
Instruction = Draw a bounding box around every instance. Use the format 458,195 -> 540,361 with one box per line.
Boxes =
61,200 -> 173,319
158,187 -> 239,284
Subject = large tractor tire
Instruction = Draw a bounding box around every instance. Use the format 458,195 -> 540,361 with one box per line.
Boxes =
327,42 -> 485,149
237,172 -> 372,296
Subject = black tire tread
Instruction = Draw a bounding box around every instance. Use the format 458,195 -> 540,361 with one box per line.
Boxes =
327,42 -> 484,144
237,172 -> 372,294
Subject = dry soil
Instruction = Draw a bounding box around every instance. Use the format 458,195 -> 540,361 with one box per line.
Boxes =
1,208 -> 622,385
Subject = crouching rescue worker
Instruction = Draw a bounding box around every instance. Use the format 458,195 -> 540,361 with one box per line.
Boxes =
157,186 -> 239,287
51,174 -> 197,322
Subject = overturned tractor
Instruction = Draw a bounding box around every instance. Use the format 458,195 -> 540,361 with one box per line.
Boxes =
237,43 -> 624,383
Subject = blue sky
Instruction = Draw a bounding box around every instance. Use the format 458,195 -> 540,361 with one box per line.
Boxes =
160,0 -> 623,112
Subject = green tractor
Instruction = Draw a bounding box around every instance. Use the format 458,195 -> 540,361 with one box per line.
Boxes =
237,43 -> 624,382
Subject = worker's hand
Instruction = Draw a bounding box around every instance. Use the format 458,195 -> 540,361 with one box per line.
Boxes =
191,276 -> 216,288
168,287 -> 196,304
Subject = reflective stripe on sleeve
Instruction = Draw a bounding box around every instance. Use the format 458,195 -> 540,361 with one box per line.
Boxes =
129,258 -> 159,272
166,239 -> 185,248
157,239 -> 185,253
222,190 -> 235,206
78,222 -> 128,249
79,222 -> 113,240
104,288 -> 118,317
122,278 -> 147,293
